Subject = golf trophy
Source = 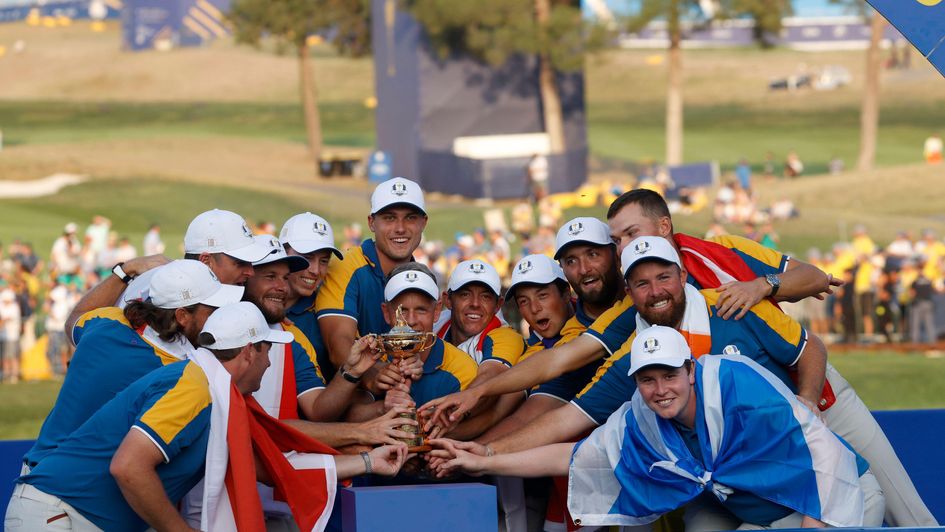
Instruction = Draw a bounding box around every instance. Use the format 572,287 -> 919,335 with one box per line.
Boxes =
376,305 -> 436,452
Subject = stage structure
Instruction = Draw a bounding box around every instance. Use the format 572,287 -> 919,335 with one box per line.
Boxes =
371,0 -> 588,200
122,0 -> 230,51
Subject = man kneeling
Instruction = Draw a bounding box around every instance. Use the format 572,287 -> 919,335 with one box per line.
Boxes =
431,326 -> 884,529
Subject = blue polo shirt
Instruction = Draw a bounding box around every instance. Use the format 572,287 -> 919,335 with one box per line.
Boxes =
287,293 -> 333,379
572,291 -> 808,425
583,236 -> 789,356
528,300 -> 605,402
25,308 -> 184,467
315,239 -> 391,339
22,361 -> 212,532
408,338 -> 478,407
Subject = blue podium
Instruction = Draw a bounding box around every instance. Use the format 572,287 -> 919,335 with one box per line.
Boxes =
341,483 -> 497,532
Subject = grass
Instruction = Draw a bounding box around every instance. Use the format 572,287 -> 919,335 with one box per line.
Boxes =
1,351 -> 941,440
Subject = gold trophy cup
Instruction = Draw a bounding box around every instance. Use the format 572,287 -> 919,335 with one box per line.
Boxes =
376,305 -> 436,452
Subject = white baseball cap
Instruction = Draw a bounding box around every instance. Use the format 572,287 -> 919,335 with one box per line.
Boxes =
252,235 -> 309,273
184,209 -> 273,263
64,222 -> 78,234
506,254 -> 567,297
620,236 -> 682,278
370,177 -> 426,215
448,259 -> 501,297
149,260 -> 245,309
554,217 -> 614,260
279,212 -> 343,259
627,325 -> 692,376
384,269 -> 439,302
198,301 -> 294,350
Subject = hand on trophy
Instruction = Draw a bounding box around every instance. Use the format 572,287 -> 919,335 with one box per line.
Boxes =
427,438 -> 490,478
343,335 -> 385,378
368,444 -> 410,477
356,406 -> 420,446
383,385 -> 415,413
375,359 -> 408,391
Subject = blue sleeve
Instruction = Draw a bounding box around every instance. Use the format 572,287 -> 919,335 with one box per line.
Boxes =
584,300 -> 638,355
732,248 -> 788,276
133,365 -> 212,462
531,359 -> 604,403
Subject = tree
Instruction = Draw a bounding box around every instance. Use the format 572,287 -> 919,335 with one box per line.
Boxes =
857,11 -> 885,171
406,0 -> 607,153
227,0 -> 371,164
828,1 -> 884,171
627,0 -> 790,166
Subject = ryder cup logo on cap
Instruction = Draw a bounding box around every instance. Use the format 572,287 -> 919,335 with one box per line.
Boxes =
371,177 -> 426,215
253,235 -> 309,273
507,254 -> 567,297
643,337 -> 660,353
448,259 -> 501,296
628,326 -> 693,376
198,301 -> 294,350
384,269 -> 440,302
554,217 -> 613,260
184,209 -> 272,263
620,236 -> 682,278
149,260 -> 244,310
279,212 -> 343,259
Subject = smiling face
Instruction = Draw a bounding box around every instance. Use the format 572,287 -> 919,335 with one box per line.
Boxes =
514,283 -> 572,339
286,246 -> 332,298
607,203 -> 672,256
634,364 -> 696,426
382,290 -> 440,334
558,243 -> 621,310
446,282 -> 502,344
244,262 -> 290,324
626,261 -> 687,328
369,206 -> 427,266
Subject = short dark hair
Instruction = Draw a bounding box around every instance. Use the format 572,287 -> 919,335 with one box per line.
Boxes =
197,332 -> 244,361
508,278 -> 571,300
124,300 -> 197,342
606,189 -> 671,224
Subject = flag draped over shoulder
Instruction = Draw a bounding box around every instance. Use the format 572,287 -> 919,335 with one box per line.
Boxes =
192,348 -> 339,532
866,0 -> 945,77
567,355 -> 864,528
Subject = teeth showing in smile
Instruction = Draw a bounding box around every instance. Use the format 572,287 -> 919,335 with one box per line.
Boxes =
656,398 -> 673,407
651,300 -> 669,309
466,314 -> 482,320
393,238 -> 409,244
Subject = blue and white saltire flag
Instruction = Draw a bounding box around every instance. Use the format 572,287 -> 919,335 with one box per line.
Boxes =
567,355 -> 864,528
867,0 -> 945,77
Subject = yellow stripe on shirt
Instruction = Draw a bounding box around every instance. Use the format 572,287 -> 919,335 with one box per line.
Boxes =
708,234 -> 785,270
75,306 -> 130,328
315,246 -> 369,313
575,331 -> 637,399
139,363 -> 211,445
285,322 -> 325,382
702,289 -> 802,346
440,342 -> 479,390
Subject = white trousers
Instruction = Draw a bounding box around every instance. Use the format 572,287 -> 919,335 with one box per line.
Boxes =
4,483 -> 103,532
821,363 -> 938,526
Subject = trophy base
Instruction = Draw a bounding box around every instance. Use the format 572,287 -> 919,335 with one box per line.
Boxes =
407,444 -> 432,453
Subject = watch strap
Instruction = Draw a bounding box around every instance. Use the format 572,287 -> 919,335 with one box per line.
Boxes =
112,262 -> 132,284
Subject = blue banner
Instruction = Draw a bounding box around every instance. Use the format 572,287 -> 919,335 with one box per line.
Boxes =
867,0 -> 945,76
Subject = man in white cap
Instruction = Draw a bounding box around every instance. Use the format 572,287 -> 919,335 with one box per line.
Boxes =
244,235 -> 411,453
22,260 -> 244,470
8,302 -> 409,532
280,212 -> 343,380
64,208 -> 272,341
428,326 -> 883,530
348,263 -> 477,423
316,177 -> 427,386
425,259 -> 526,442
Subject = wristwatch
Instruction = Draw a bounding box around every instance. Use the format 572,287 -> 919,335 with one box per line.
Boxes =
340,367 -> 362,384
764,274 -> 781,298
112,262 -> 132,284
